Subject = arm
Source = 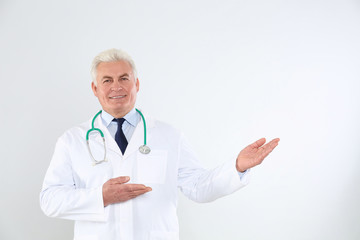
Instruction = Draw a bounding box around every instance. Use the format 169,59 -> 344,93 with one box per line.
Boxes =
177,135 -> 279,203
40,137 -> 106,221
177,134 -> 251,203
40,136 -> 151,221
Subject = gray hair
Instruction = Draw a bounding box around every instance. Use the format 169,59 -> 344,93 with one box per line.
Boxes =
90,48 -> 138,85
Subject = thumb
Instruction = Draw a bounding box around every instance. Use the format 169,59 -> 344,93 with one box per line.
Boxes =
112,176 -> 130,184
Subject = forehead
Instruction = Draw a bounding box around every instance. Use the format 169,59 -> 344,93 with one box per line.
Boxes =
96,60 -> 133,77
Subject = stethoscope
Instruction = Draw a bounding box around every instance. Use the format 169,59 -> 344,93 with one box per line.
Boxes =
86,108 -> 151,166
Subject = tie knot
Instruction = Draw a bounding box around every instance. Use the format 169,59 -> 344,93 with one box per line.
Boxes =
113,118 -> 126,126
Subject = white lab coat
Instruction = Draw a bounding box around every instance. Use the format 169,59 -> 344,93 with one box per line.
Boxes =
40,112 -> 250,240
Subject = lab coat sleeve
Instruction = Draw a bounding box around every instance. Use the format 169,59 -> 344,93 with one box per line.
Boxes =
177,134 -> 250,203
40,136 -> 106,222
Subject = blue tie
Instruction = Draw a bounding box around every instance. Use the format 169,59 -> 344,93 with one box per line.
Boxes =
114,118 -> 128,154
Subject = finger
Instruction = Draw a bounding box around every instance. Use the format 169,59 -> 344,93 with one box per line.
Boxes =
262,138 -> 280,151
125,186 -> 152,200
111,176 -> 130,184
270,138 -> 280,144
259,138 -> 280,158
249,138 -> 266,149
129,187 -> 152,198
132,187 -> 152,194
125,184 -> 151,192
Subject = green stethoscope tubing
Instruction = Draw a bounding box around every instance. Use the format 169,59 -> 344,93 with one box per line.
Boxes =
136,108 -> 147,145
86,110 -> 104,140
86,108 -> 149,165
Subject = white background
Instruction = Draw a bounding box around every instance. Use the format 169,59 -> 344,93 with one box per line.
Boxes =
1,0 -> 359,239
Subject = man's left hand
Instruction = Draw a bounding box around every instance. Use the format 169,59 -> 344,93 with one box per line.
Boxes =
236,138 -> 280,172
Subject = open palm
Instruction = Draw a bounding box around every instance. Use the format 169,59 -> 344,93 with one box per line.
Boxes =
236,138 -> 280,172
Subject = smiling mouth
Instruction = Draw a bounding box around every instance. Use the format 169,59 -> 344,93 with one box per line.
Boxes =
109,95 -> 126,99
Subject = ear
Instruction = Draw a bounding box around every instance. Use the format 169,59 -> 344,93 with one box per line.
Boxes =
136,78 -> 140,92
91,82 -> 98,97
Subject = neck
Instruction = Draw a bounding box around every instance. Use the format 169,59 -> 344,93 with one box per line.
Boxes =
106,108 -> 133,119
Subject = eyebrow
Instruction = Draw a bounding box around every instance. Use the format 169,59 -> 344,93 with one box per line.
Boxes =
102,73 -> 130,79
118,73 -> 130,78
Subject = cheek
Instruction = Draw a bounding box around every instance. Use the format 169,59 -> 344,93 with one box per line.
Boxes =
99,88 -> 110,96
131,84 -> 138,93
97,92 -> 109,103
131,89 -> 138,98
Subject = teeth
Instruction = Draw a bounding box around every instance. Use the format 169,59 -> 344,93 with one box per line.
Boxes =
110,96 -> 125,99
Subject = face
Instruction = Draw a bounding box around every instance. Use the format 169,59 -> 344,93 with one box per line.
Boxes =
92,61 -> 139,118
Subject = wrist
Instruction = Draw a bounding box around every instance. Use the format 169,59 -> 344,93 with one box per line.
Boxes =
236,163 -> 247,173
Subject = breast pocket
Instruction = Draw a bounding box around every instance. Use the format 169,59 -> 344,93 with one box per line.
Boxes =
137,150 -> 168,184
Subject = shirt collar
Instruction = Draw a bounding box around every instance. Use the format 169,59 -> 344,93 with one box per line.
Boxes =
101,108 -> 139,127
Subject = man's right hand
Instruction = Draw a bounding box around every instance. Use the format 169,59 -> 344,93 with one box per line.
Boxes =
102,176 -> 152,207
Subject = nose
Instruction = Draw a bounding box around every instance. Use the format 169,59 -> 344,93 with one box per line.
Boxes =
111,81 -> 123,91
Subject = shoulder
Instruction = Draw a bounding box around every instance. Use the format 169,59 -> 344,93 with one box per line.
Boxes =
148,116 -> 181,135
144,115 -> 185,146
57,119 -> 91,144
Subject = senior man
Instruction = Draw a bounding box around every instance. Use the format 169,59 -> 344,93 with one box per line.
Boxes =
40,48 -> 279,240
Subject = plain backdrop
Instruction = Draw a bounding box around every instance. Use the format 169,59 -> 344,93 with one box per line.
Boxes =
0,0 -> 359,239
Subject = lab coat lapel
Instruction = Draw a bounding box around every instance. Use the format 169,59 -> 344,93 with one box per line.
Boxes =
123,119 -> 143,157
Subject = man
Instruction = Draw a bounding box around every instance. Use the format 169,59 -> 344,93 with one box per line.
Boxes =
40,48 -> 279,240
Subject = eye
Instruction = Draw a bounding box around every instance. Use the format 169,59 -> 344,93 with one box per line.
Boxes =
102,79 -> 111,83
121,77 -> 129,81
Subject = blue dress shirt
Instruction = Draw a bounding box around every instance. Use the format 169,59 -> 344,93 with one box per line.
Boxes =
101,108 -> 140,142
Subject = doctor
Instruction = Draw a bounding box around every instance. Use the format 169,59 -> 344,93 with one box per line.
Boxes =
40,48 -> 279,240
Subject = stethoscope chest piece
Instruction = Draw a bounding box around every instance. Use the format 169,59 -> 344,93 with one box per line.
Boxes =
139,145 -> 151,154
